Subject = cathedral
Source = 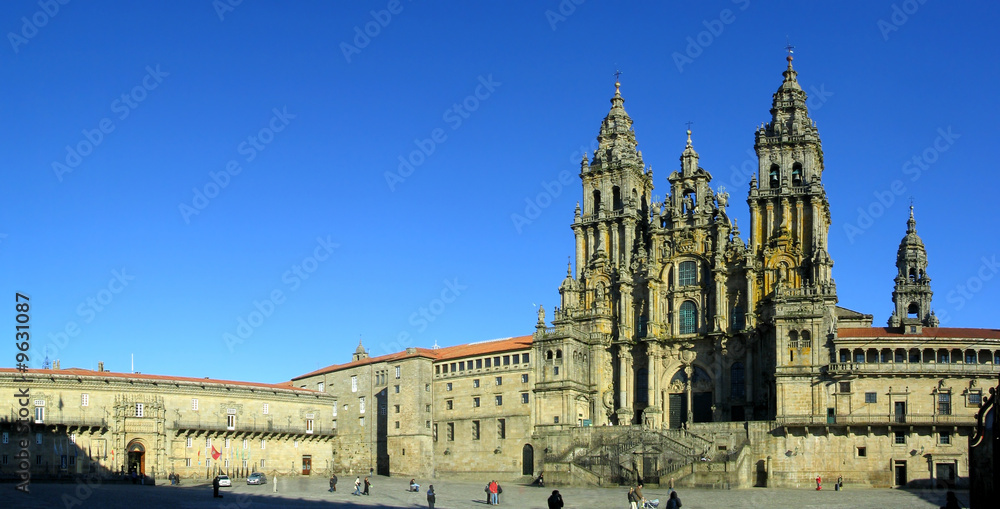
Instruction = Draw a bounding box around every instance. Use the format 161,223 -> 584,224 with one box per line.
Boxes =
3,56 -> 997,489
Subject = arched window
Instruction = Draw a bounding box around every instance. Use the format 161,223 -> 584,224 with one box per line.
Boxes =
800,330 -> 811,347
791,163 -> 803,186
788,330 -> 799,349
678,261 -> 697,286
730,362 -> 745,399
592,190 -> 601,215
908,268 -> 917,282
612,186 -> 622,210
546,350 -> 553,360
679,301 -> 697,334
907,303 -> 919,318
555,349 -> 562,359
769,164 -> 780,188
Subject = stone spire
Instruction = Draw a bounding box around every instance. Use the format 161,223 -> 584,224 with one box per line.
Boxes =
587,79 -> 644,172
889,205 -> 939,329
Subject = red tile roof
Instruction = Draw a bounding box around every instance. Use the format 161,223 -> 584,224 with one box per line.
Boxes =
0,367 -> 319,393
838,327 -> 1000,340
292,335 -> 533,380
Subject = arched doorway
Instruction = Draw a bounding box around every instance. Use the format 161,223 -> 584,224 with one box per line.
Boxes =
126,439 -> 146,476
522,444 -> 534,476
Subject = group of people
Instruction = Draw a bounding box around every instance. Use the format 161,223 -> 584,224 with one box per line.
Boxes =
352,475 -> 372,495
627,480 -> 681,509
485,479 -> 503,504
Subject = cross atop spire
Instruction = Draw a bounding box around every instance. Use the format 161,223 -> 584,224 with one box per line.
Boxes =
613,69 -> 622,94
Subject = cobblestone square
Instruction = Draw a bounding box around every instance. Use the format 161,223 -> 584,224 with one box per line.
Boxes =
0,475 -> 968,508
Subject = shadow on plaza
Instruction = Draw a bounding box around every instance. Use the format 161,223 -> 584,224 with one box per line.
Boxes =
897,487 -> 970,508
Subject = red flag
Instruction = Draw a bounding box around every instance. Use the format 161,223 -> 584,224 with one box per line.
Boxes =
211,446 -> 221,460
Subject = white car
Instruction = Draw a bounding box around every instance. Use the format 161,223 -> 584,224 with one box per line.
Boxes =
217,475 -> 231,487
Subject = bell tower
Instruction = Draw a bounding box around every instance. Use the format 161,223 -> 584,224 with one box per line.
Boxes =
888,205 -> 939,331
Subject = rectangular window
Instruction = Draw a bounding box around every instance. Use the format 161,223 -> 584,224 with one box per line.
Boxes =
1,432 -> 7,444
426,420 -> 430,428
496,376 -> 502,386
940,432 -> 952,445
554,416 -> 560,423
523,353 -> 530,363
446,382 -> 453,391
263,403 -> 269,414
36,433 -> 42,445
332,403 -> 337,417
450,362 -> 457,373
472,420 -> 480,440
394,385 -> 400,393
243,438 -> 248,449
306,418 -> 314,434
69,455 -> 75,466
857,447 -> 866,457
521,374 -> 529,383
1,455 -> 6,465
503,355 -> 510,366
865,392 -> 877,404
192,398 -> 199,411
359,397 -> 366,414
938,393 -> 951,415
260,439 -> 266,450
135,403 -> 144,417
969,391 -> 982,406
186,437 -> 192,448
521,393 -> 529,404
459,361 -> 465,371
512,354 -> 520,364
332,420 -> 337,429
442,364 -> 448,374
473,397 -> 480,407
494,356 -> 500,367
225,438 -> 231,449
70,433 -> 76,444
447,422 -> 454,441
476,359 -> 482,369
317,381 -> 325,392
260,459 -> 266,468
81,394 -> 89,407
839,382 -> 851,393
446,400 -> 453,410
436,365 -> 441,374
395,421 -> 400,429
227,414 -> 235,430
185,458 -> 191,467
425,383 -> 430,392
224,458 -> 230,468
473,379 -> 480,388
351,375 -> 358,392
207,437 -> 212,447
485,358 -> 492,368
425,404 -> 431,412
894,432 -> 905,445
395,366 -> 401,379
495,395 -> 503,406
394,404 -> 400,413
34,405 -> 44,424
554,366 -> 560,376
433,423 -> 438,442
497,418 -> 506,439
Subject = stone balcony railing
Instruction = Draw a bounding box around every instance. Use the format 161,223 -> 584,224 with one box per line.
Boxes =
776,413 -> 975,427
170,419 -> 335,437
827,362 -> 1000,376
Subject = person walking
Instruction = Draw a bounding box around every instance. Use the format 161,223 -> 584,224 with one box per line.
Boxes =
941,490 -> 962,509
353,476 -> 362,495
547,489 -> 564,509
212,476 -> 222,498
363,476 -> 371,495
816,475 -> 822,490
665,490 -> 682,509
330,473 -> 337,492
627,486 -> 639,509
836,475 -> 843,491
426,484 -> 436,509
635,481 -> 646,506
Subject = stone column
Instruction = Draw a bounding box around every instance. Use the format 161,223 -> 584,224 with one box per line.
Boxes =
746,348 -> 754,406
795,198 -> 804,248
685,365 -> 694,426
574,226 -> 584,278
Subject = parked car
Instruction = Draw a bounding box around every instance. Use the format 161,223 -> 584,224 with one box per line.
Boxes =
217,474 -> 232,487
247,472 -> 267,485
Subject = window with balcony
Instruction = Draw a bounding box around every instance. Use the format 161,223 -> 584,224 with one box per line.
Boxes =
938,393 -> 951,415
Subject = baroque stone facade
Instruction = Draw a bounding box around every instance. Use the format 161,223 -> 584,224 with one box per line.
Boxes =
3,57 -> 997,489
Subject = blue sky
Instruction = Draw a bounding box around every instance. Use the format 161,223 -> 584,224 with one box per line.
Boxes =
2,1 -> 998,383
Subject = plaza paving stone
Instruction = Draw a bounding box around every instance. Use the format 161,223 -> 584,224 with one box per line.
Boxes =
0,475 -> 968,508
